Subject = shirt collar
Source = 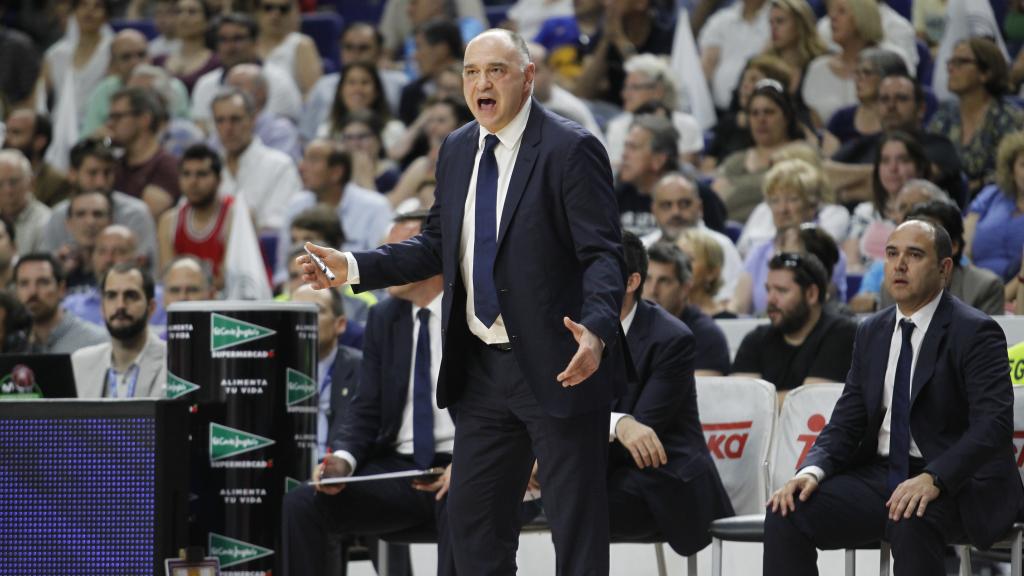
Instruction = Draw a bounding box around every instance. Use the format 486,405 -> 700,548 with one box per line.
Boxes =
621,300 -> 639,335
896,290 -> 943,331
413,292 -> 444,321
477,97 -> 532,152
318,346 -> 338,381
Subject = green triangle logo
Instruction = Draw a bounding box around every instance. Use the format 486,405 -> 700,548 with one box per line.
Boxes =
209,423 -> 275,461
166,372 -> 199,399
286,368 -> 316,406
208,532 -> 274,568
285,476 -> 302,493
210,313 -> 276,351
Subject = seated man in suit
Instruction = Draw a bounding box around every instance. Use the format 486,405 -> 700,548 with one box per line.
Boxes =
531,232 -> 734,554
71,262 -> 166,398
291,284 -> 361,460
281,212 -> 455,576
764,220 -> 1023,575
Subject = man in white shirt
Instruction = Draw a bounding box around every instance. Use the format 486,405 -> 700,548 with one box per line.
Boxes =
527,42 -> 606,147
699,0 -> 771,111
212,88 -> 301,233
764,220 -> 1022,574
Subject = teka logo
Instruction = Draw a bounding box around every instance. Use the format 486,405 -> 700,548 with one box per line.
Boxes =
209,423 -> 275,461
703,421 -> 753,459
210,313 -> 276,351
1014,431 -> 1024,468
795,414 -> 828,469
286,368 -> 316,406
166,372 -> 199,399
208,532 -> 274,568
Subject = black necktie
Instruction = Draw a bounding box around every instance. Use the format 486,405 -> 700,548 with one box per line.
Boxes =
473,134 -> 501,327
887,319 -> 915,491
413,308 -> 435,468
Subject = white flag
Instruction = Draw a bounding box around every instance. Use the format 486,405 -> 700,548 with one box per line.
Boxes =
671,7 -> 717,131
223,194 -> 273,300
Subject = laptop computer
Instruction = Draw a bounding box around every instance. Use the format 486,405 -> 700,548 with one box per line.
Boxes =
0,354 -> 77,399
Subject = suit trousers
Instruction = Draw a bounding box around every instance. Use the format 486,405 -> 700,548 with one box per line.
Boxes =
447,339 -> 610,576
763,460 -> 964,576
281,453 -> 456,576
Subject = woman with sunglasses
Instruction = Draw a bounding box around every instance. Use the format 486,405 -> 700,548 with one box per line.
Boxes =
153,0 -> 219,94
712,79 -> 809,223
730,158 -> 848,316
255,0 -> 322,97
927,36 -> 1023,198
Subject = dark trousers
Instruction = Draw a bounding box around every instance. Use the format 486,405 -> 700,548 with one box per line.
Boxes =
446,341 -> 610,576
763,460 -> 964,576
281,453 -> 457,576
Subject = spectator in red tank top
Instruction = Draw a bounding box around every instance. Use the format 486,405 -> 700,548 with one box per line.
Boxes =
157,144 -> 234,289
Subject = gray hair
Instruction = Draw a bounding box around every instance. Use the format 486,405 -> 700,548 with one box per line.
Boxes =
859,47 -> 908,77
0,149 -> 32,181
631,114 -> 679,171
130,64 -> 185,119
647,242 -> 693,285
211,87 -> 256,117
475,28 -> 532,71
624,53 -> 677,110
898,178 -> 951,203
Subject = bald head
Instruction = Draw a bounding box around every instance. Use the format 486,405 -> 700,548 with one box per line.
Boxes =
163,257 -> 214,306
93,224 -> 140,282
225,63 -> 269,111
111,29 -> 149,80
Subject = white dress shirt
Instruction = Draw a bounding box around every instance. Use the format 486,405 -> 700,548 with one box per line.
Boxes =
800,290 -> 943,482
332,294 -> 454,472
218,137 -> 302,231
608,300 -> 638,441
344,99 -> 534,345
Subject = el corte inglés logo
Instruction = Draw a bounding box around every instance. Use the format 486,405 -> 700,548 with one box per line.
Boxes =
286,368 -> 316,406
166,372 -> 199,399
209,422 -> 275,461
208,532 -> 274,568
210,313 -> 276,351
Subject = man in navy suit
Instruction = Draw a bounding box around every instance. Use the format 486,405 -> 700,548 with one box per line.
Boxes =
282,213 -> 456,576
764,220 -> 1023,575
559,232 -> 734,553
301,28 -> 628,575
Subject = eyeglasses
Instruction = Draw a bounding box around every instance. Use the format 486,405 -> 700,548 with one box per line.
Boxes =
773,251 -> 805,270
343,42 -> 373,53
261,2 -> 292,15
107,110 -> 138,122
115,50 -> 147,62
946,56 -> 977,68
879,93 -> 914,104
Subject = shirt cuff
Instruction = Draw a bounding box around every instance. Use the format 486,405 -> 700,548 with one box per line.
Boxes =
609,412 -> 630,442
797,465 -> 825,483
343,252 -> 360,284
330,450 -> 357,474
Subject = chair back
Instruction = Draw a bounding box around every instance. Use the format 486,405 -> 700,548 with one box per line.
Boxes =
697,377 -> 777,515
1012,385 -> 1024,485
769,383 -> 844,491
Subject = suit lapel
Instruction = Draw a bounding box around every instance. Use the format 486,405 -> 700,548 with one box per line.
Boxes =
869,309 -> 897,416
910,294 -> 951,406
496,101 -> 543,250
135,333 -> 161,397
614,300 -> 649,412
391,303 -> 414,423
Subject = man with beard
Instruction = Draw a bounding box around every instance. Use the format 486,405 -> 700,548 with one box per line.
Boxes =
731,252 -> 857,400
71,262 -> 166,398
14,253 -> 107,354
157,144 -> 234,285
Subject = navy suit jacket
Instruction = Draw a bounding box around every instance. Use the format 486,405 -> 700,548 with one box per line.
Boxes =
331,297 -> 418,464
353,101 -> 630,417
610,299 -> 733,553
325,343 -> 362,450
805,292 -> 1023,549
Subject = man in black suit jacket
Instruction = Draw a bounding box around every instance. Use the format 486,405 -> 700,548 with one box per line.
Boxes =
764,220 -> 1023,575
282,258 -> 455,576
606,232 -> 733,553
300,28 -> 629,575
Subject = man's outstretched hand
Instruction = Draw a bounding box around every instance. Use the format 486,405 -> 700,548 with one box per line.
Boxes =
297,242 -> 348,289
556,317 -> 604,387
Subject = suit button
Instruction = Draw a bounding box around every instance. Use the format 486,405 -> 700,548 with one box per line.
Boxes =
498,288 -> 508,294
511,335 -> 519,341
447,282 -> 454,289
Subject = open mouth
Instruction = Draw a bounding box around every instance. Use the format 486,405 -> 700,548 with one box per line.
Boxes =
477,98 -> 496,111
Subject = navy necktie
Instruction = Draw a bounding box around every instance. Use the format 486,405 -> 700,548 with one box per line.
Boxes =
473,134 -> 501,327
887,319 -> 915,492
413,308 -> 435,469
